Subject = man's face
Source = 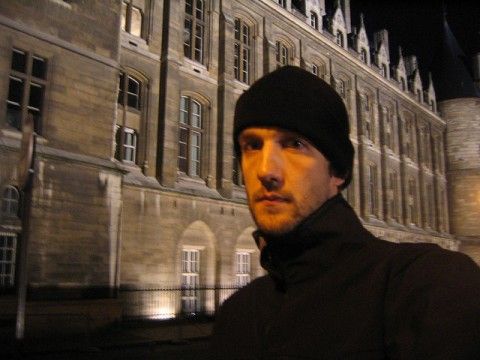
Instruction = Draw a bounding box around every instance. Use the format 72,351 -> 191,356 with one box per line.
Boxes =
239,127 -> 344,236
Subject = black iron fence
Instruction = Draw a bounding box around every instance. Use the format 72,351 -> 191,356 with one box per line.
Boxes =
119,285 -> 242,320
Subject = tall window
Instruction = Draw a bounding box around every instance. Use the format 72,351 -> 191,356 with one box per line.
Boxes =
0,234 -> 17,288
427,184 -> 435,228
184,0 -> 206,63
408,178 -> 417,225
115,126 -> 137,163
381,64 -> 388,77
360,48 -> 368,64
235,252 -> 251,287
6,48 -> 47,133
400,77 -> 406,91
1,186 -> 19,218
336,31 -> 344,47
310,12 -> 318,30
234,18 -> 251,84
179,96 -> 203,177
368,164 -> 378,216
335,79 -> 346,98
181,249 -> 200,314
383,107 -> 392,149
363,97 -> 374,142
388,172 -> 398,221
121,0 -> 143,38
118,72 -> 142,110
275,41 -> 289,68
232,153 -> 243,186
404,119 -> 415,159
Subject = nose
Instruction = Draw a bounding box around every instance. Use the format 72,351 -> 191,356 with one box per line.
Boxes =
257,142 -> 284,191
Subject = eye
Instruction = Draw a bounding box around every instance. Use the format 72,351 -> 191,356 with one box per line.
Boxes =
283,137 -> 307,150
241,138 -> 262,152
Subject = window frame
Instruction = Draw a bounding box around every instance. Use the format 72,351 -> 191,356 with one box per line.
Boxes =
1,186 -> 20,218
121,0 -> 145,38
0,234 -> 17,289
181,249 -> 200,314
235,251 -> 251,287
184,0 -> 207,64
275,41 -> 289,68
178,96 -> 204,177
310,11 -> 318,30
234,18 -> 252,84
367,164 -> 378,217
6,48 -> 47,134
118,72 -> 142,111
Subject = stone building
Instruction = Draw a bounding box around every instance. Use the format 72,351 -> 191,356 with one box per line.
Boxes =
0,0 -> 479,324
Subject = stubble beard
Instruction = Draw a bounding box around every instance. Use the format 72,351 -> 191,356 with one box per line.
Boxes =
249,202 -> 302,236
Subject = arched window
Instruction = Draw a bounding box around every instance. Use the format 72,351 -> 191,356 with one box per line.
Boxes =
1,186 -> 19,218
310,12 -> 318,30
179,96 -> 204,177
118,72 -> 142,110
234,18 -> 252,84
275,41 -> 289,68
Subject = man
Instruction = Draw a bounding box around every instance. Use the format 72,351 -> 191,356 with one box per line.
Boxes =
211,66 -> 480,359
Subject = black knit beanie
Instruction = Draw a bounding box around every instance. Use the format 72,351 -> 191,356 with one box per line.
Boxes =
234,65 -> 354,189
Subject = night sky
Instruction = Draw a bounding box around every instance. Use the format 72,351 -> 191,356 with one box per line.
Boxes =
328,0 -> 480,82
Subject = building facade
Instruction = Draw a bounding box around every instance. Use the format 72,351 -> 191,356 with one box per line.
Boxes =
0,0 -> 478,322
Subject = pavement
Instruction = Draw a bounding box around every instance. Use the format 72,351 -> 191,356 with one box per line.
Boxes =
2,317 -> 214,359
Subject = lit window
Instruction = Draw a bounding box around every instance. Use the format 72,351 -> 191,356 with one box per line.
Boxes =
6,48 -> 47,134
0,234 -> 17,288
310,12 -> 318,30
235,252 -> 251,287
118,72 -> 142,110
181,249 -> 200,314
275,41 -> 289,68
360,48 -> 368,64
179,96 -> 203,177
1,186 -> 19,218
184,0 -> 206,63
388,172 -> 398,221
234,18 -> 251,84
408,178 -> 417,225
115,126 -> 137,163
368,164 -> 378,216
121,1 -> 144,38
336,31 -> 344,47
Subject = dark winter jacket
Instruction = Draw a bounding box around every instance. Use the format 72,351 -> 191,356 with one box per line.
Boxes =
211,195 -> 480,359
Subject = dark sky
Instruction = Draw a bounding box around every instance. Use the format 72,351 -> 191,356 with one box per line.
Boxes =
327,0 -> 480,82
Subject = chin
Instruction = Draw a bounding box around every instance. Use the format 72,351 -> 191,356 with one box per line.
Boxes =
255,216 -> 298,236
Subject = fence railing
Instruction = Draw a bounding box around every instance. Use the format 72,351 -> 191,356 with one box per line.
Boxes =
119,285 -> 242,320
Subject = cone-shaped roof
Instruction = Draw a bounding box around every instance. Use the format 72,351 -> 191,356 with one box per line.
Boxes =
430,17 -> 480,101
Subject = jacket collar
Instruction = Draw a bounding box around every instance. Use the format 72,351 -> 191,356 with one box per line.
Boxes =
253,194 -> 367,290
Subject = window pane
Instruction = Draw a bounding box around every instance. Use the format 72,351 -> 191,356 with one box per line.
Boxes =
6,104 -> 21,130
32,56 -> 46,79
234,19 -> 240,40
194,24 -> 203,62
185,0 -> 193,15
180,96 -> 189,124
184,19 -> 192,58
195,0 -> 203,20
11,49 -> 26,73
28,83 -> 44,110
191,101 -> 201,128
8,77 -> 23,105
130,6 -> 142,37
121,1 -> 127,31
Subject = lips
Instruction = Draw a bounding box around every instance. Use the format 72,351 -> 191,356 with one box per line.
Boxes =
256,193 -> 289,203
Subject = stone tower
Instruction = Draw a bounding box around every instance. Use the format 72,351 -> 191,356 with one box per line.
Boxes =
432,18 -> 480,264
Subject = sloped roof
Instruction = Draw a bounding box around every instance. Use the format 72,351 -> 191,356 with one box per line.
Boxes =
430,18 -> 480,101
